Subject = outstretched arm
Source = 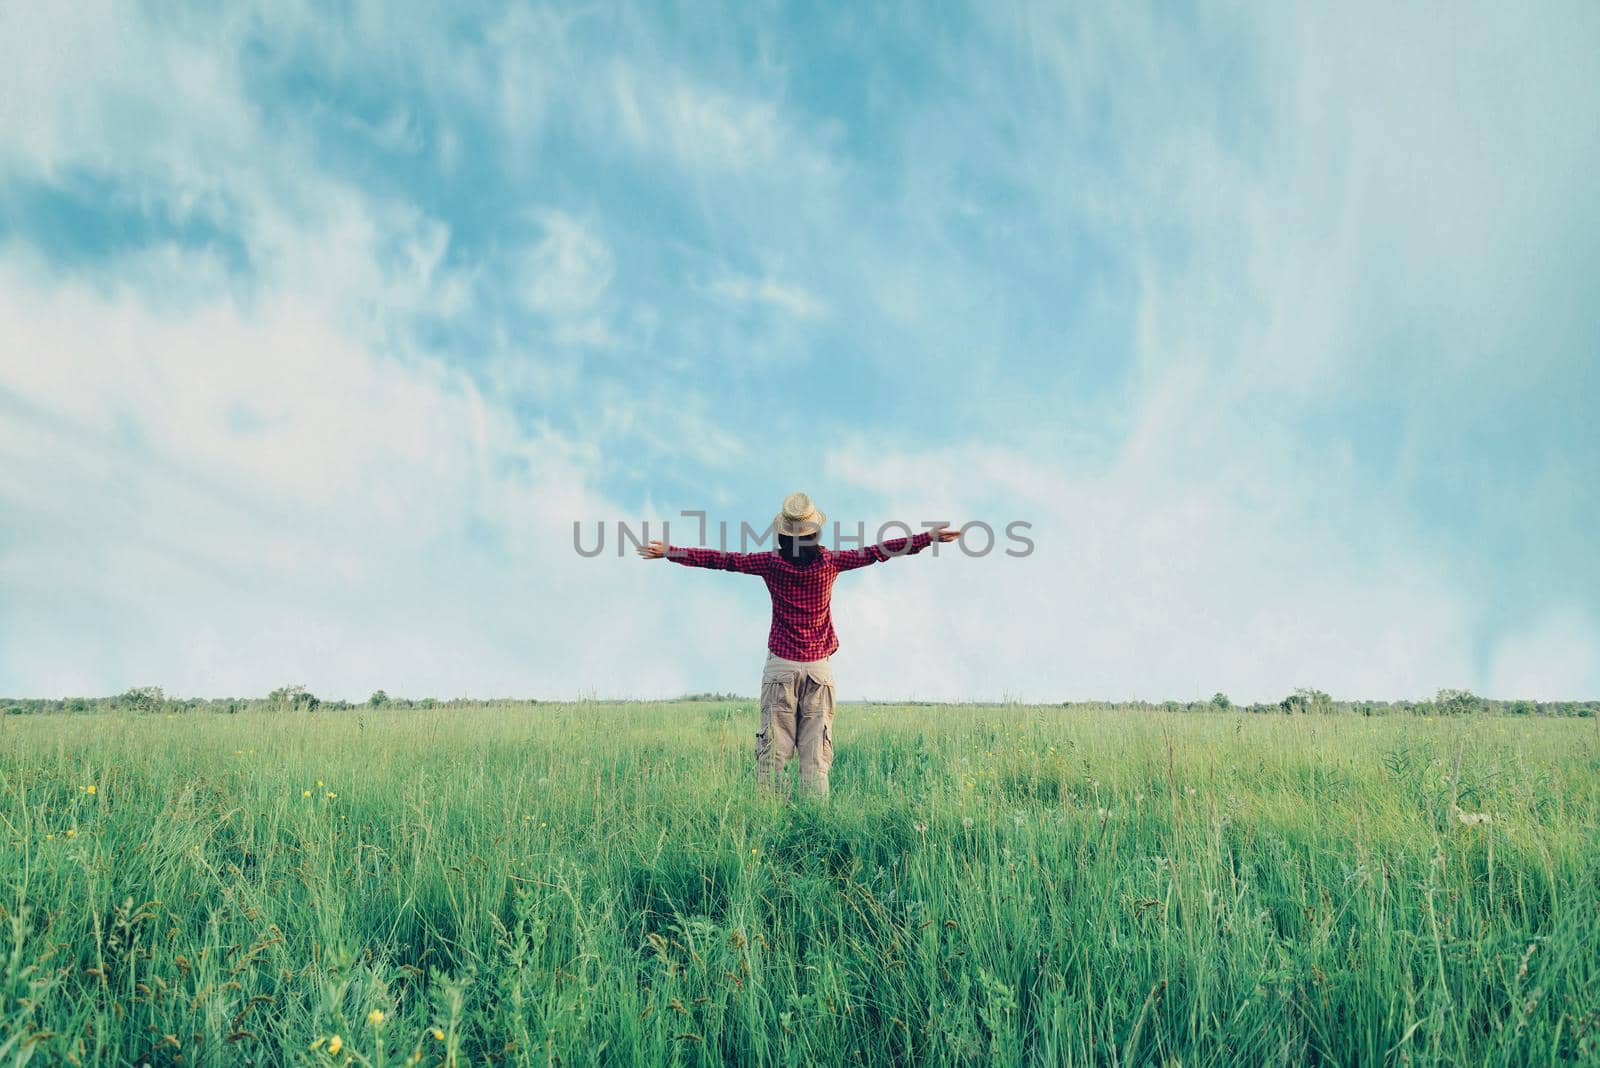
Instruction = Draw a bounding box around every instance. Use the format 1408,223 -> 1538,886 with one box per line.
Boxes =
832,525 -> 960,573
636,540 -> 771,575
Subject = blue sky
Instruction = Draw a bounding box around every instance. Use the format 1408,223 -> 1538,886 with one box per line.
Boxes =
2,1 -> 1597,701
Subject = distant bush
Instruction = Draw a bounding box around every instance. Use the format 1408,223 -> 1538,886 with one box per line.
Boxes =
118,686 -> 166,713
1434,688 -> 1485,716
1210,692 -> 1232,711
1280,688 -> 1333,715
267,685 -> 319,711
369,689 -> 389,707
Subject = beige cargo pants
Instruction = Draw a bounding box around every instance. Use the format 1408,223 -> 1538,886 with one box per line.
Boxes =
756,652 -> 837,796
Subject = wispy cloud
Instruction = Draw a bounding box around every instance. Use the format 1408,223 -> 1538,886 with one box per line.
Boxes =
706,274 -> 826,320
522,212 -> 612,315
610,64 -> 836,178
518,209 -> 617,346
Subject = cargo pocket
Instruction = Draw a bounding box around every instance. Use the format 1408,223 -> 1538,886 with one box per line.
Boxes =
754,699 -> 771,764
760,670 -> 797,715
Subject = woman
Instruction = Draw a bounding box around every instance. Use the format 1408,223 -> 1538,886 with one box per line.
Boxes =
638,492 -> 959,795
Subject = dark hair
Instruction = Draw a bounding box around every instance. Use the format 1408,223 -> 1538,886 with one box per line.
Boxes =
776,533 -> 822,566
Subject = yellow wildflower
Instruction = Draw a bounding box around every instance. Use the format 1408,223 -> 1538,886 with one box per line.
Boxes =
430,1027 -> 445,1041
66,828 -> 77,838
367,1009 -> 385,1026
327,1034 -> 343,1055
303,789 -> 312,798
326,791 -> 337,799
84,784 -> 97,795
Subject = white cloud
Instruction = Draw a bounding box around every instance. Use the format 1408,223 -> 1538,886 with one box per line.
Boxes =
2,2 -> 1594,706
818,434 -> 1477,704
867,1 -> 1600,701
609,63 -> 836,178
707,274 -> 826,320
1486,610 -> 1600,701
0,244 -> 771,700
0,5 -> 747,701
521,211 -> 614,318
0,2 -> 251,181
663,83 -> 784,173
590,388 -> 746,471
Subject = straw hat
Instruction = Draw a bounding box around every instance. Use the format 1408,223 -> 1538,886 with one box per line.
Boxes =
774,491 -> 825,537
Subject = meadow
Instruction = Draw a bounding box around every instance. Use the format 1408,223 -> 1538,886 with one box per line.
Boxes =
2,703 -> 1597,1066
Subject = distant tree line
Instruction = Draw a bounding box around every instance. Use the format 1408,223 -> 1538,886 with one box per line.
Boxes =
0,685 -> 540,716
1147,688 -> 1592,717
0,684 -> 1593,717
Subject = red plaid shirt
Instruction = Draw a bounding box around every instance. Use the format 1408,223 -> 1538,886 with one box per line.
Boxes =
669,531 -> 936,660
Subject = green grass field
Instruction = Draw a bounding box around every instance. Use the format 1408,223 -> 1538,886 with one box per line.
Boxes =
3,704 -> 1597,1066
